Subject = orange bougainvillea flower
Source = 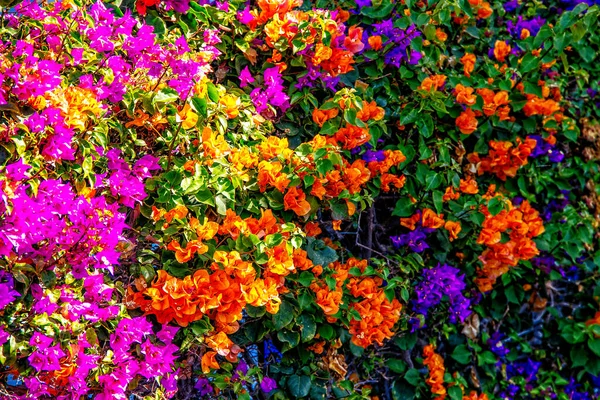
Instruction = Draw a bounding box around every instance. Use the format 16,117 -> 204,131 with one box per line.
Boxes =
493,40 -> 511,62
400,212 -> 421,230
312,107 -> 339,127
467,137 -> 537,180
459,177 -> 479,194
423,345 -> 446,399
201,351 -> 220,374
219,94 -> 240,119
284,186 -> 312,216
419,75 -> 447,92
357,101 -> 385,122
444,220 -> 462,241
464,391 -> 489,400
368,35 -> 383,51
422,208 -> 445,229
454,84 -> 477,106
304,221 -> 322,237
443,186 -> 460,202
334,125 -> 370,150
455,108 -> 478,135
344,25 -> 365,54
460,53 -> 476,77
474,195 -> 544,292
586,311 -> 600,327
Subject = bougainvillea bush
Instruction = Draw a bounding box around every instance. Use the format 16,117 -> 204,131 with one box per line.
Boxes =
1,0 -> 600,398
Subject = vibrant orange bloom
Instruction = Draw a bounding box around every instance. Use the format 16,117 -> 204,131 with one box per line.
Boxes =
151,206 -> 166,222
312,43 -> 333,65
164,204 -> 188,223
422,208 -> 445,229
308,341 -> 326,354
266,242 -> 295,276
468,137 -> 537,180
455,108 -> 478,135
334,125 -> 370,150
423,345 -> 446,399
357,101 -> 385,122
400,213 -> 421,230
477,2 -> 493,18
444,220 -> 462,241
435,28 -> 448,42
454,84 -> 477,106
258,136 -> 292,160
464,391 -> 489,400
368,35 -> 383,51
293,248 -> 314,271
460,53 -> 476,77
167,239 -> 208,263
312,107 -> 339,127
586,311 -> 600,327
419,75 -> 447,92
305,222 -> 322,237
380,173 -> 406,192
284,186 -> 312,216
493,40 -> 511,62
311,282 -> 343,315
219,209 -> 248,240
344,26 -> 365,53
201,351 -> 220,374
443,186 -> 460,202
349,290 -> 402,348
475,197 -> 544,291
459,177 -> 479,194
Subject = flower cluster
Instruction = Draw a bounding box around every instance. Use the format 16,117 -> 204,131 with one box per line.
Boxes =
413,264 -> 472,325
475,196 -> 545,292
423,344 -> 447,399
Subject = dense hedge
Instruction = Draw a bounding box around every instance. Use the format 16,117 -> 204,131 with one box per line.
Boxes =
0,0 -> 600,398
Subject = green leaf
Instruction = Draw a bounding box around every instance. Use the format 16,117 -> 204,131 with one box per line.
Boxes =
448,386 -> 463,400
207,83 -> 219,102
451,344 -> 472,365
287,375 -> 312,398
588,338 -> 600,357
273,301 -> 294,330
278,330 -> 300,350
520,53 -> 539,73
392,197 -> 416,217
318,324 -> 335,340
298,314 -> 317,342
571,345 -> 588,368
404,368 -> 421,386
306,238 -> 338,266
386,359 -> 407,374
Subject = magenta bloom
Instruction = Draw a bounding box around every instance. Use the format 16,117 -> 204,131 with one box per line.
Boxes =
260,376 -> 278,393
239,66 -> 254,88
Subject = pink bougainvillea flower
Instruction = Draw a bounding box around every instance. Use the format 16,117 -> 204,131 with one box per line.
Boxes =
239,66 -> 254,88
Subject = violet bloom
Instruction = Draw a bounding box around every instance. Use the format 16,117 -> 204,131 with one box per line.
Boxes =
413,264 -> 472,324
507,16 -> 546,38
0,326 -> 9,346
487,332 -> 510,358
504,0 -> 519,11
260,376 -> 278,393
0,271 -> 20,310
391,229 -> 429,253
362,150 -> 386,162
195,377 -> 214,396
507,358 -> 542,382
239,66 -> 254,88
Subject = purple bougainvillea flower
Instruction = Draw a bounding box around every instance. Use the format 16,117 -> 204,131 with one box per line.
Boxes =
413,264 -> 472,324
260,376 -> 278,393
195,377 -> 214,396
